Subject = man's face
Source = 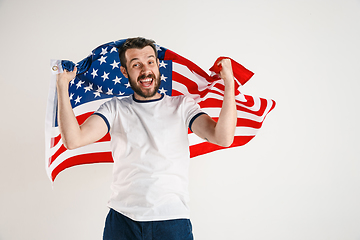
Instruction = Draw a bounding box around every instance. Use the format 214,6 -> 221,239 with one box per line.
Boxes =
120,46 -> 161,100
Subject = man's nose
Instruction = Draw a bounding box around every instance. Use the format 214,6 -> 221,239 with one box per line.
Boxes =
140,64 -> 151,74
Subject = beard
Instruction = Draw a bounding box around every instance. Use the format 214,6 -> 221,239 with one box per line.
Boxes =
128,72 -> 161,99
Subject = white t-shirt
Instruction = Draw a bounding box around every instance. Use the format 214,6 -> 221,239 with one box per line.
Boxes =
95,94 -> 205,221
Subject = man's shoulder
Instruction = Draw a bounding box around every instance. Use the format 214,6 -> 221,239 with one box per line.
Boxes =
100,95 -> 132,109
108,95 -> 132,103
165,94 -> 193,101
164,94 -> 188,104
163,95 -> 198,108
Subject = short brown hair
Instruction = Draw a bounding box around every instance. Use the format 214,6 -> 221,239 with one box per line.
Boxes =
119,37 -> 158,69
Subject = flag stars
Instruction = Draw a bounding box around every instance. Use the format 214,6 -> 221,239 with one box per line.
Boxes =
101,71 -> 110,81
76,80 -> 85,89
70,78 -> 75,86
93,86 -> 103,98
112,76 -> 122,85
159,61 -> 167,68
110,60 -> 120,69
94,91 -> 101,98
100,47 -> 108,55
160,74 -> 167,82
74,95 -> 82,104
155,44 -> 162,52
159,87 -> 167,95
91,68 -> 98,79
125,82 -> 131,88
69,93 -> 74,100
106,88 -> 114,95
84,83 -> 93,92
98,55 -> 107,65
110,47 -> 117,53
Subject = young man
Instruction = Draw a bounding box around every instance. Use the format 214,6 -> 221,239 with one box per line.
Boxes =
56,37 -> 237,240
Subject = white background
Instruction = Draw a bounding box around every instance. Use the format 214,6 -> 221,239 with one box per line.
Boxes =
1,0 -> 360,239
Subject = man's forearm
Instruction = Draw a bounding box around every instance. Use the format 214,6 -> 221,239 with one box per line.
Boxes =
213,76 -> 237,147
56,79 -> 83,149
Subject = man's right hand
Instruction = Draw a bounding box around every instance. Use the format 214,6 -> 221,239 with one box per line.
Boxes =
57,66 -> 77,86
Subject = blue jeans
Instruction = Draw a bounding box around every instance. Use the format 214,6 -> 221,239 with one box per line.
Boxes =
103,208 -> 194,240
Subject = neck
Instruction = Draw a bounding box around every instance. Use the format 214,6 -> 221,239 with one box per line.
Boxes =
133,92 -> 162,101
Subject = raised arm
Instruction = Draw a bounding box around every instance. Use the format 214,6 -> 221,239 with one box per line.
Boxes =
191,58 -> 237,147
56,67 -> 108,150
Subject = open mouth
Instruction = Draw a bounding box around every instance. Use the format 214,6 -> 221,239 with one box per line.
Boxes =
139,77 -> 153,87
138,74 -> 155,88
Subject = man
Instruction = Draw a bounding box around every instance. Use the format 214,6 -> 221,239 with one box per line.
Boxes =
56,37 -> 237,240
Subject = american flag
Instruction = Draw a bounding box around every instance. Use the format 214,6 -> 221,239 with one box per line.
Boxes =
45,39 -> 276,182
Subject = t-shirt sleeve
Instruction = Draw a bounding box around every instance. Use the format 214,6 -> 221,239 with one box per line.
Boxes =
183,96 -> 207,132
93,97 -> 117,133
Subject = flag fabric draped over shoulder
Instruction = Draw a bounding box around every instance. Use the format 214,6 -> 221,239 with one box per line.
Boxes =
45,39 -> 276,182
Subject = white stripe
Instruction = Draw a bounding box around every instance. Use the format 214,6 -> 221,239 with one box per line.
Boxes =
173,62 -> 209,91
234,76 -> 242,87
48,138 -> 63,156
235,93 -> 247,102
233,94 -> 262,112
46,141 -> 112,177
188,133 -> 205,145
172,81 -> 202,102
48,126 -> 60,138
72,97 -> 113,116
234,126 -> 259,136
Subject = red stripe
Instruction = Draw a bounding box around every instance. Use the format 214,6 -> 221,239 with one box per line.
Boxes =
171,89 -> 183,96
77,112 -> 94,124
236,118 -> 264,128
51,135 -> 61,148
49,145 -> 67,167
51,152 -> 113,181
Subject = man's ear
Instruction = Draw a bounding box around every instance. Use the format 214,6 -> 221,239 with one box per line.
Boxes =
120,66 -> 128,78
157,58 -> 160,66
